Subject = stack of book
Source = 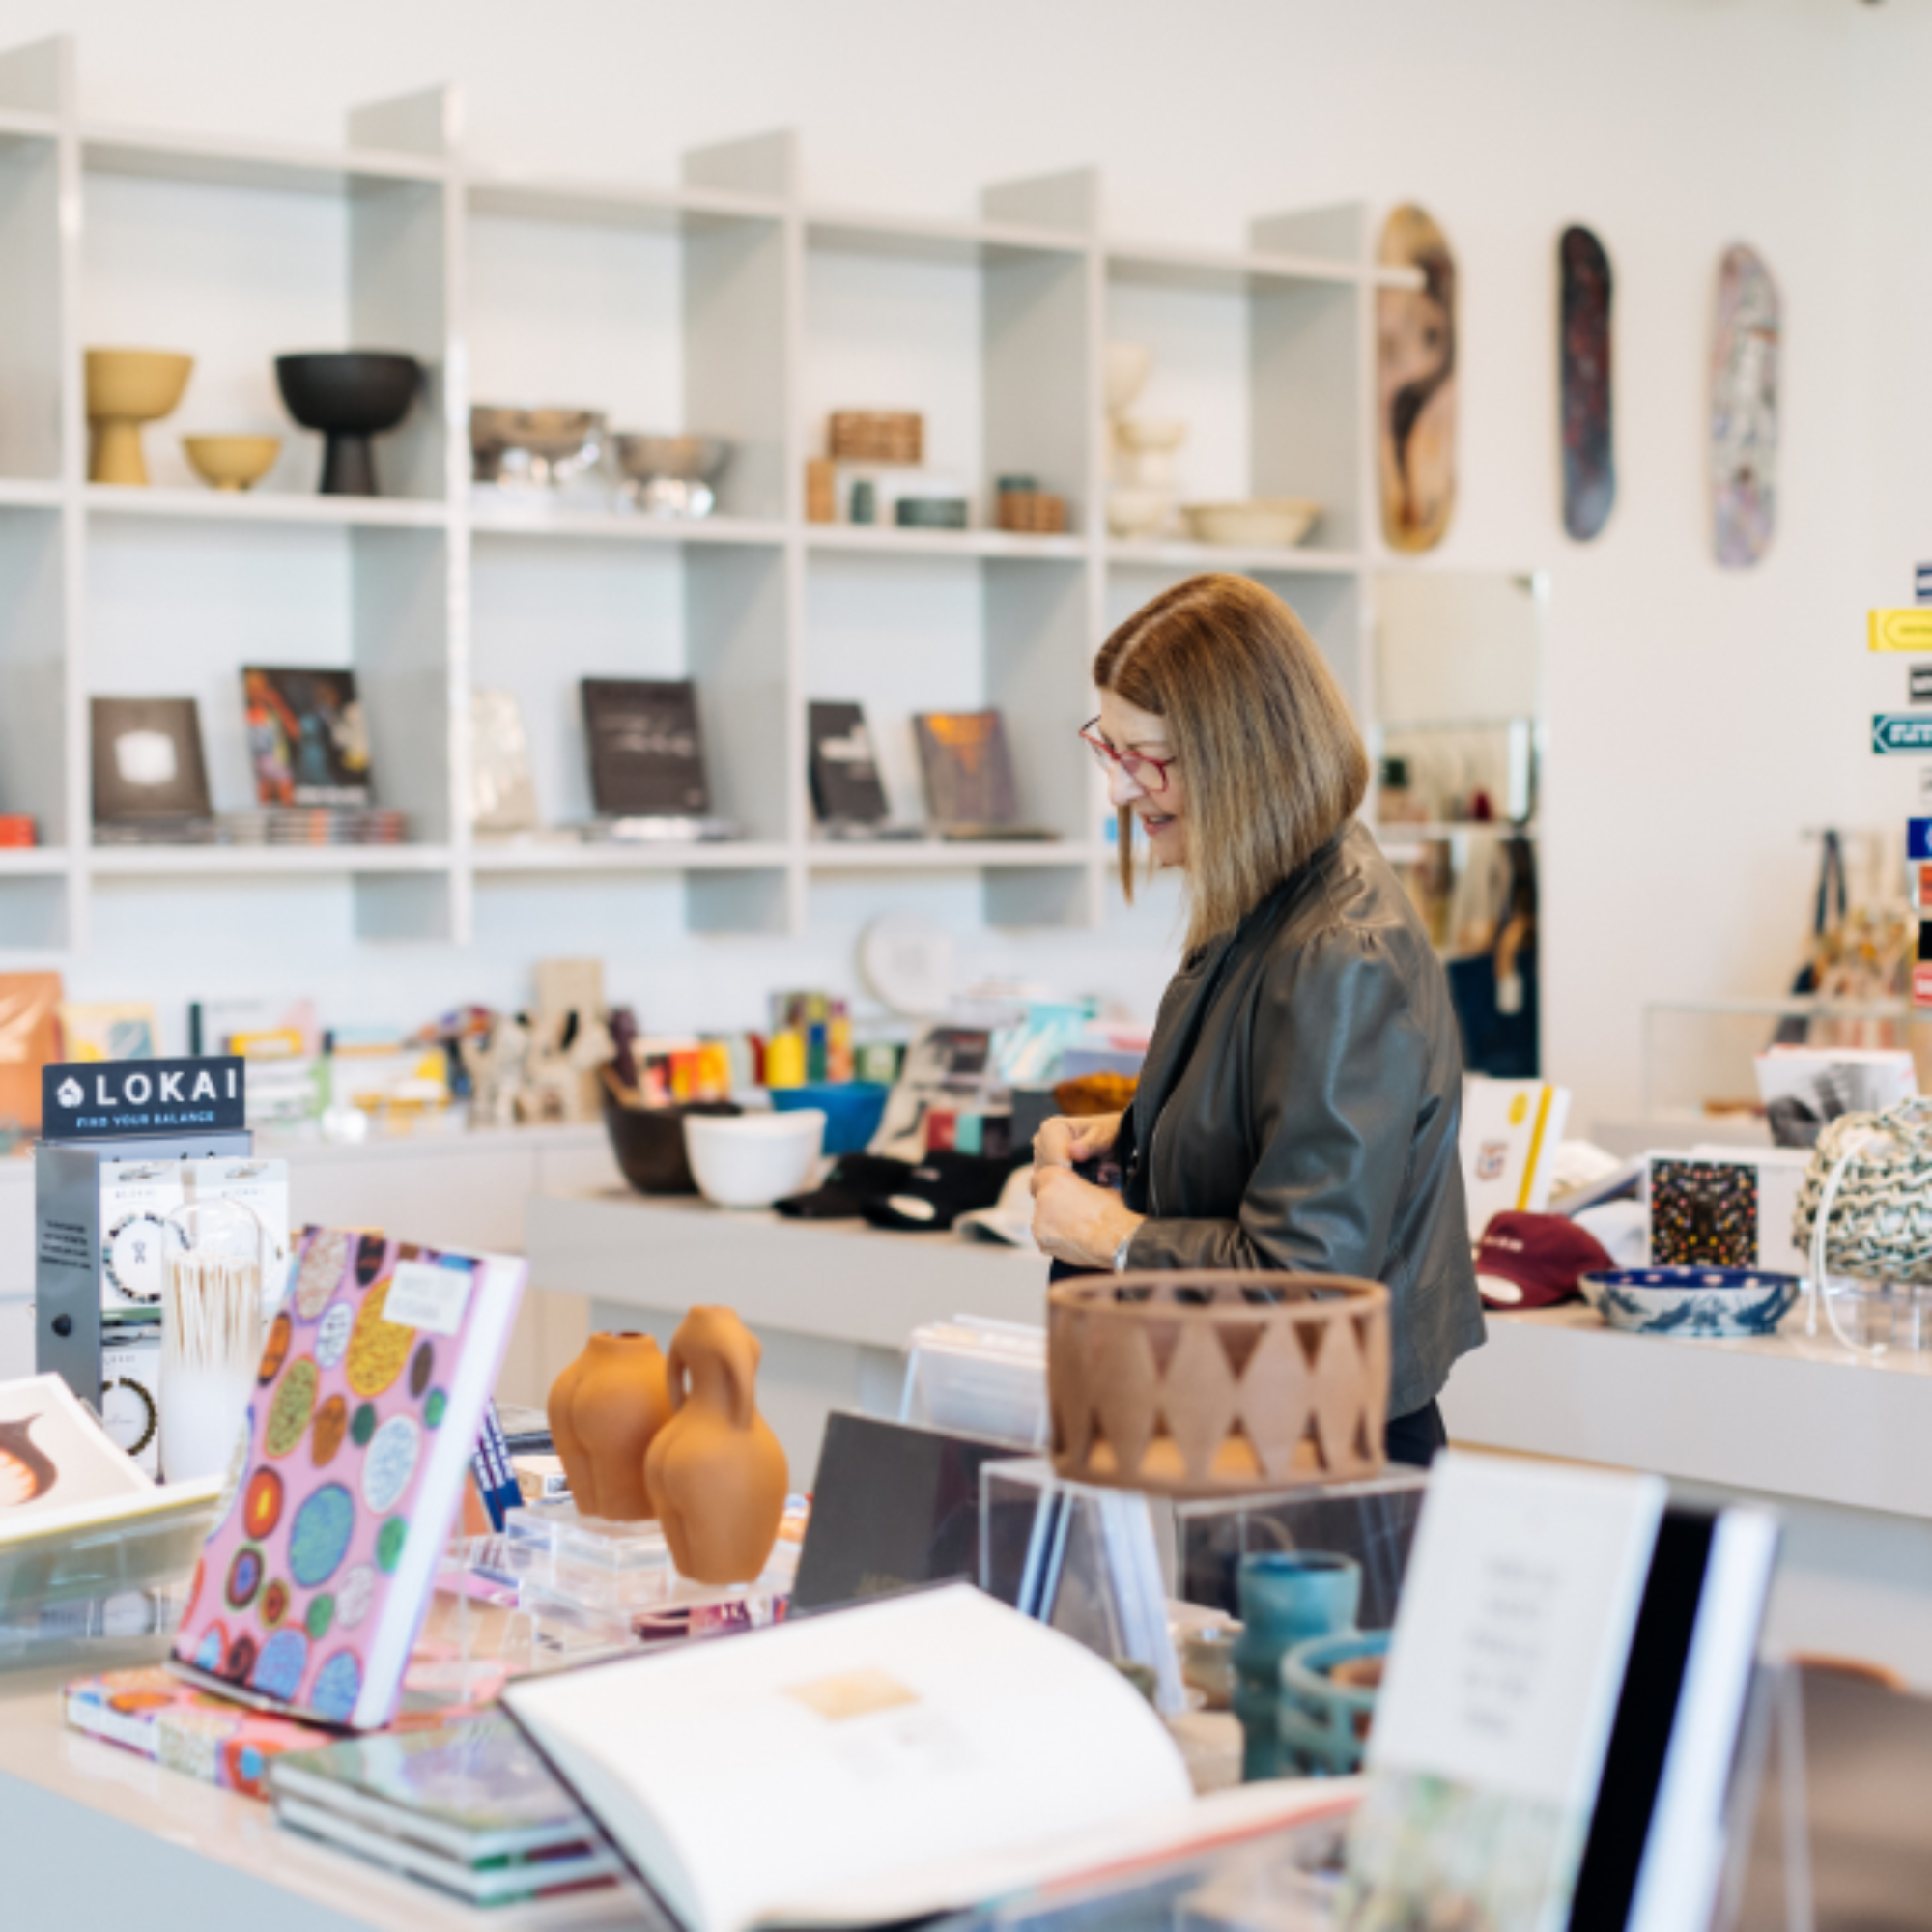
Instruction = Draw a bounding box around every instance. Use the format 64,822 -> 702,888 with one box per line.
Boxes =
221,807 -> 409,845
270,1716 -> 621,1906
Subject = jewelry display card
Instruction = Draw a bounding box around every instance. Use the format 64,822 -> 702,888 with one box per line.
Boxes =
97,1158 -> 290,1325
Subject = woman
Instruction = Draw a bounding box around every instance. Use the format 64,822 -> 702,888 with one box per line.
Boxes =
1030,575 -> 1484,1465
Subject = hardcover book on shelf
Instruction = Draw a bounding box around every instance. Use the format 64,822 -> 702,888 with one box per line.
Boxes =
0,971 -> 62,1128
57,998 -> 158,1062
581,678 -> 713,820
270,1714 -> 621,1904
169,1227 -> 528,1731
912,710 -> 1052,840
469,688 -> 540,835
242,666 -> 374,806
90,696 -> 213,824
808,701 -> 891,827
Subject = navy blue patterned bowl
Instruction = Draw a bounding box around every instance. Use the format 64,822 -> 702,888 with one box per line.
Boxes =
1579,1267 -> 1801,1338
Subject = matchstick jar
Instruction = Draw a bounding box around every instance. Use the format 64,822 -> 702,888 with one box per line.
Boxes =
159,1198 -> 268,1483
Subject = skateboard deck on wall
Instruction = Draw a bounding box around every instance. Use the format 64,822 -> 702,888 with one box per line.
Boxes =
1377,203 -> 1458,553
1559,225 -> 1614,541
1711,242 -> 1779,568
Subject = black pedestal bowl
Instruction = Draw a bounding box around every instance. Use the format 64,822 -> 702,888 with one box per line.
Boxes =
274,352 -> 422,496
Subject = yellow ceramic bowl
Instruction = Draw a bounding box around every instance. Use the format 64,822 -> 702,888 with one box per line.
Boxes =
85,349 -> 194,423
183,435 -> 282,493
86,349 -> 195,486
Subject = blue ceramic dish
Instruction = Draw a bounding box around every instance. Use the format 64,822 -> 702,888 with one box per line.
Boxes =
1579,1267 -> 1802,1339
770,1081 -> 889,1155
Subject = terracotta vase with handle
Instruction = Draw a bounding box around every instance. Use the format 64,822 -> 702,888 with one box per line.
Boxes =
547,1331 -> 672,1522
645,1307 -> 787,1584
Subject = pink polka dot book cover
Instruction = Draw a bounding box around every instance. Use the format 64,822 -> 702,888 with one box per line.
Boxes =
169,1226 -> 527,1731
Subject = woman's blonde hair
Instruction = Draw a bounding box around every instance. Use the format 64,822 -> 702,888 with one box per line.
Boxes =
1094,574 -> 1367,950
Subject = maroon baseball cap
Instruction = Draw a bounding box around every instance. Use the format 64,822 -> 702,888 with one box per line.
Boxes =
1475,1211 -> 1614,1310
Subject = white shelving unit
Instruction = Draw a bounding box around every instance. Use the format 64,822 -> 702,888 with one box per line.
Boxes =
0,35 -> 1417,954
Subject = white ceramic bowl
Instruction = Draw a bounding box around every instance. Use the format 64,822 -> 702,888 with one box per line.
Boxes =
1181,498 -> 1321,548
1104,342 -> 1154,416
684,1109 -> 825,1209
1107,486 -> 1173,539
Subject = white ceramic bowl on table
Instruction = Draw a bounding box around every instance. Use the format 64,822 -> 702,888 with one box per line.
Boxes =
683,1109 -> 826,1209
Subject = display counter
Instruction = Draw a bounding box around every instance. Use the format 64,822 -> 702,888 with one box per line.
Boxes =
526,1188 -> 1932,1685
0,1637 -> 653,1932
3,1631 -> 1929,1929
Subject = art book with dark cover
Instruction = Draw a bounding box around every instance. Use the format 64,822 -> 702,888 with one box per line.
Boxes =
91,696 -> 213,822
170,1228 -> 526,1731
582,678 -> 711,818
808,702 -> 890,825
913,710 -> 1019,830
242,666 -> 373,806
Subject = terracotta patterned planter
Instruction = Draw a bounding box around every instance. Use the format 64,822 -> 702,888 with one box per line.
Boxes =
1046,1271 -> 1390,1494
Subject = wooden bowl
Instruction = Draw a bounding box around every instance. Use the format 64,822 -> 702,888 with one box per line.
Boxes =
1046,1270 -> 1389,1494
183,436 -> 282,493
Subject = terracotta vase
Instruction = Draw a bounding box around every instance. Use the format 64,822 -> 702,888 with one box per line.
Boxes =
547,1332 -> 672,1522
645,1307 -> 787,1585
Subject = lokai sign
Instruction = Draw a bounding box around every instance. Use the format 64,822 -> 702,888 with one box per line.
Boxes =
40,1055 -> 246,1140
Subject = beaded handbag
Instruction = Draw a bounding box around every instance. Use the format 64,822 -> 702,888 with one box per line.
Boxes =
1792,1096 -> 1932,1287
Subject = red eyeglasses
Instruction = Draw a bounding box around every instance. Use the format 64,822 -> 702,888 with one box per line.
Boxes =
1079,717 -> 1179,794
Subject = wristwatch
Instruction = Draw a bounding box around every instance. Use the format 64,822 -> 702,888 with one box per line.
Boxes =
1113,1233 -> 1135,1272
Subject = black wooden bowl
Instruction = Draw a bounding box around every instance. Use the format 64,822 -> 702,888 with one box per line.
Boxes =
601,1091 -> 743,1195
274,352 -> 422,496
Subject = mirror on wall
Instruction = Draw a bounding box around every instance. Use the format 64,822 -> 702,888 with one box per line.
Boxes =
1371,570 -> 1547,1078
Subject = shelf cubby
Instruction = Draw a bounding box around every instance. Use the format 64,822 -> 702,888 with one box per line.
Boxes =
84,514 -> 456,940
0,128 -> 62,483
0,502 -> 69,946
468,528 -> 791,934
79,128 -> 449,501
802,211 -> 1090,536
467,185 -> 788,523
1104,221 -> 1364,557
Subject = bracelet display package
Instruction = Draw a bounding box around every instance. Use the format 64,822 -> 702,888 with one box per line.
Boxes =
99,1323 -> 161,1477
95,1158 -> 291,1324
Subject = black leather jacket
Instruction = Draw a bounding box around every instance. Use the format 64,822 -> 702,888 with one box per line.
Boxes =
1118,822 -> 1486,1417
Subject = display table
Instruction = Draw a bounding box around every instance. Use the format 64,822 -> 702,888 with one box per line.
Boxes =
0,1637 -> 656,1932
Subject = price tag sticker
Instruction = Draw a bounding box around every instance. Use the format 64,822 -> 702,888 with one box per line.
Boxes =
384,1258 -> 475,1336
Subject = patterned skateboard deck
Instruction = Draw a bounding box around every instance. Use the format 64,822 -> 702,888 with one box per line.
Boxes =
1377,204 -> 1457,553
1711,243 -> 1779,567
1559,225 -> 1614,541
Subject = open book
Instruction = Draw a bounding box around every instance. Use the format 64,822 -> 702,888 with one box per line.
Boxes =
501,1581 -> 1350,1932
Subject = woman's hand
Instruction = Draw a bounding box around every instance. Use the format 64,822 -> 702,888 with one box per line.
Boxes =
1032,1110 -> 1123,1173
1031,1166 -> 1145,1271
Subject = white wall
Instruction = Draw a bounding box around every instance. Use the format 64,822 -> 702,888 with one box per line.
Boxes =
3,0 -> 1915,1125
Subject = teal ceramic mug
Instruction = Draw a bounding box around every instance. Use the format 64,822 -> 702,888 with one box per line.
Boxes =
1232,1551 -> 1361,1781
